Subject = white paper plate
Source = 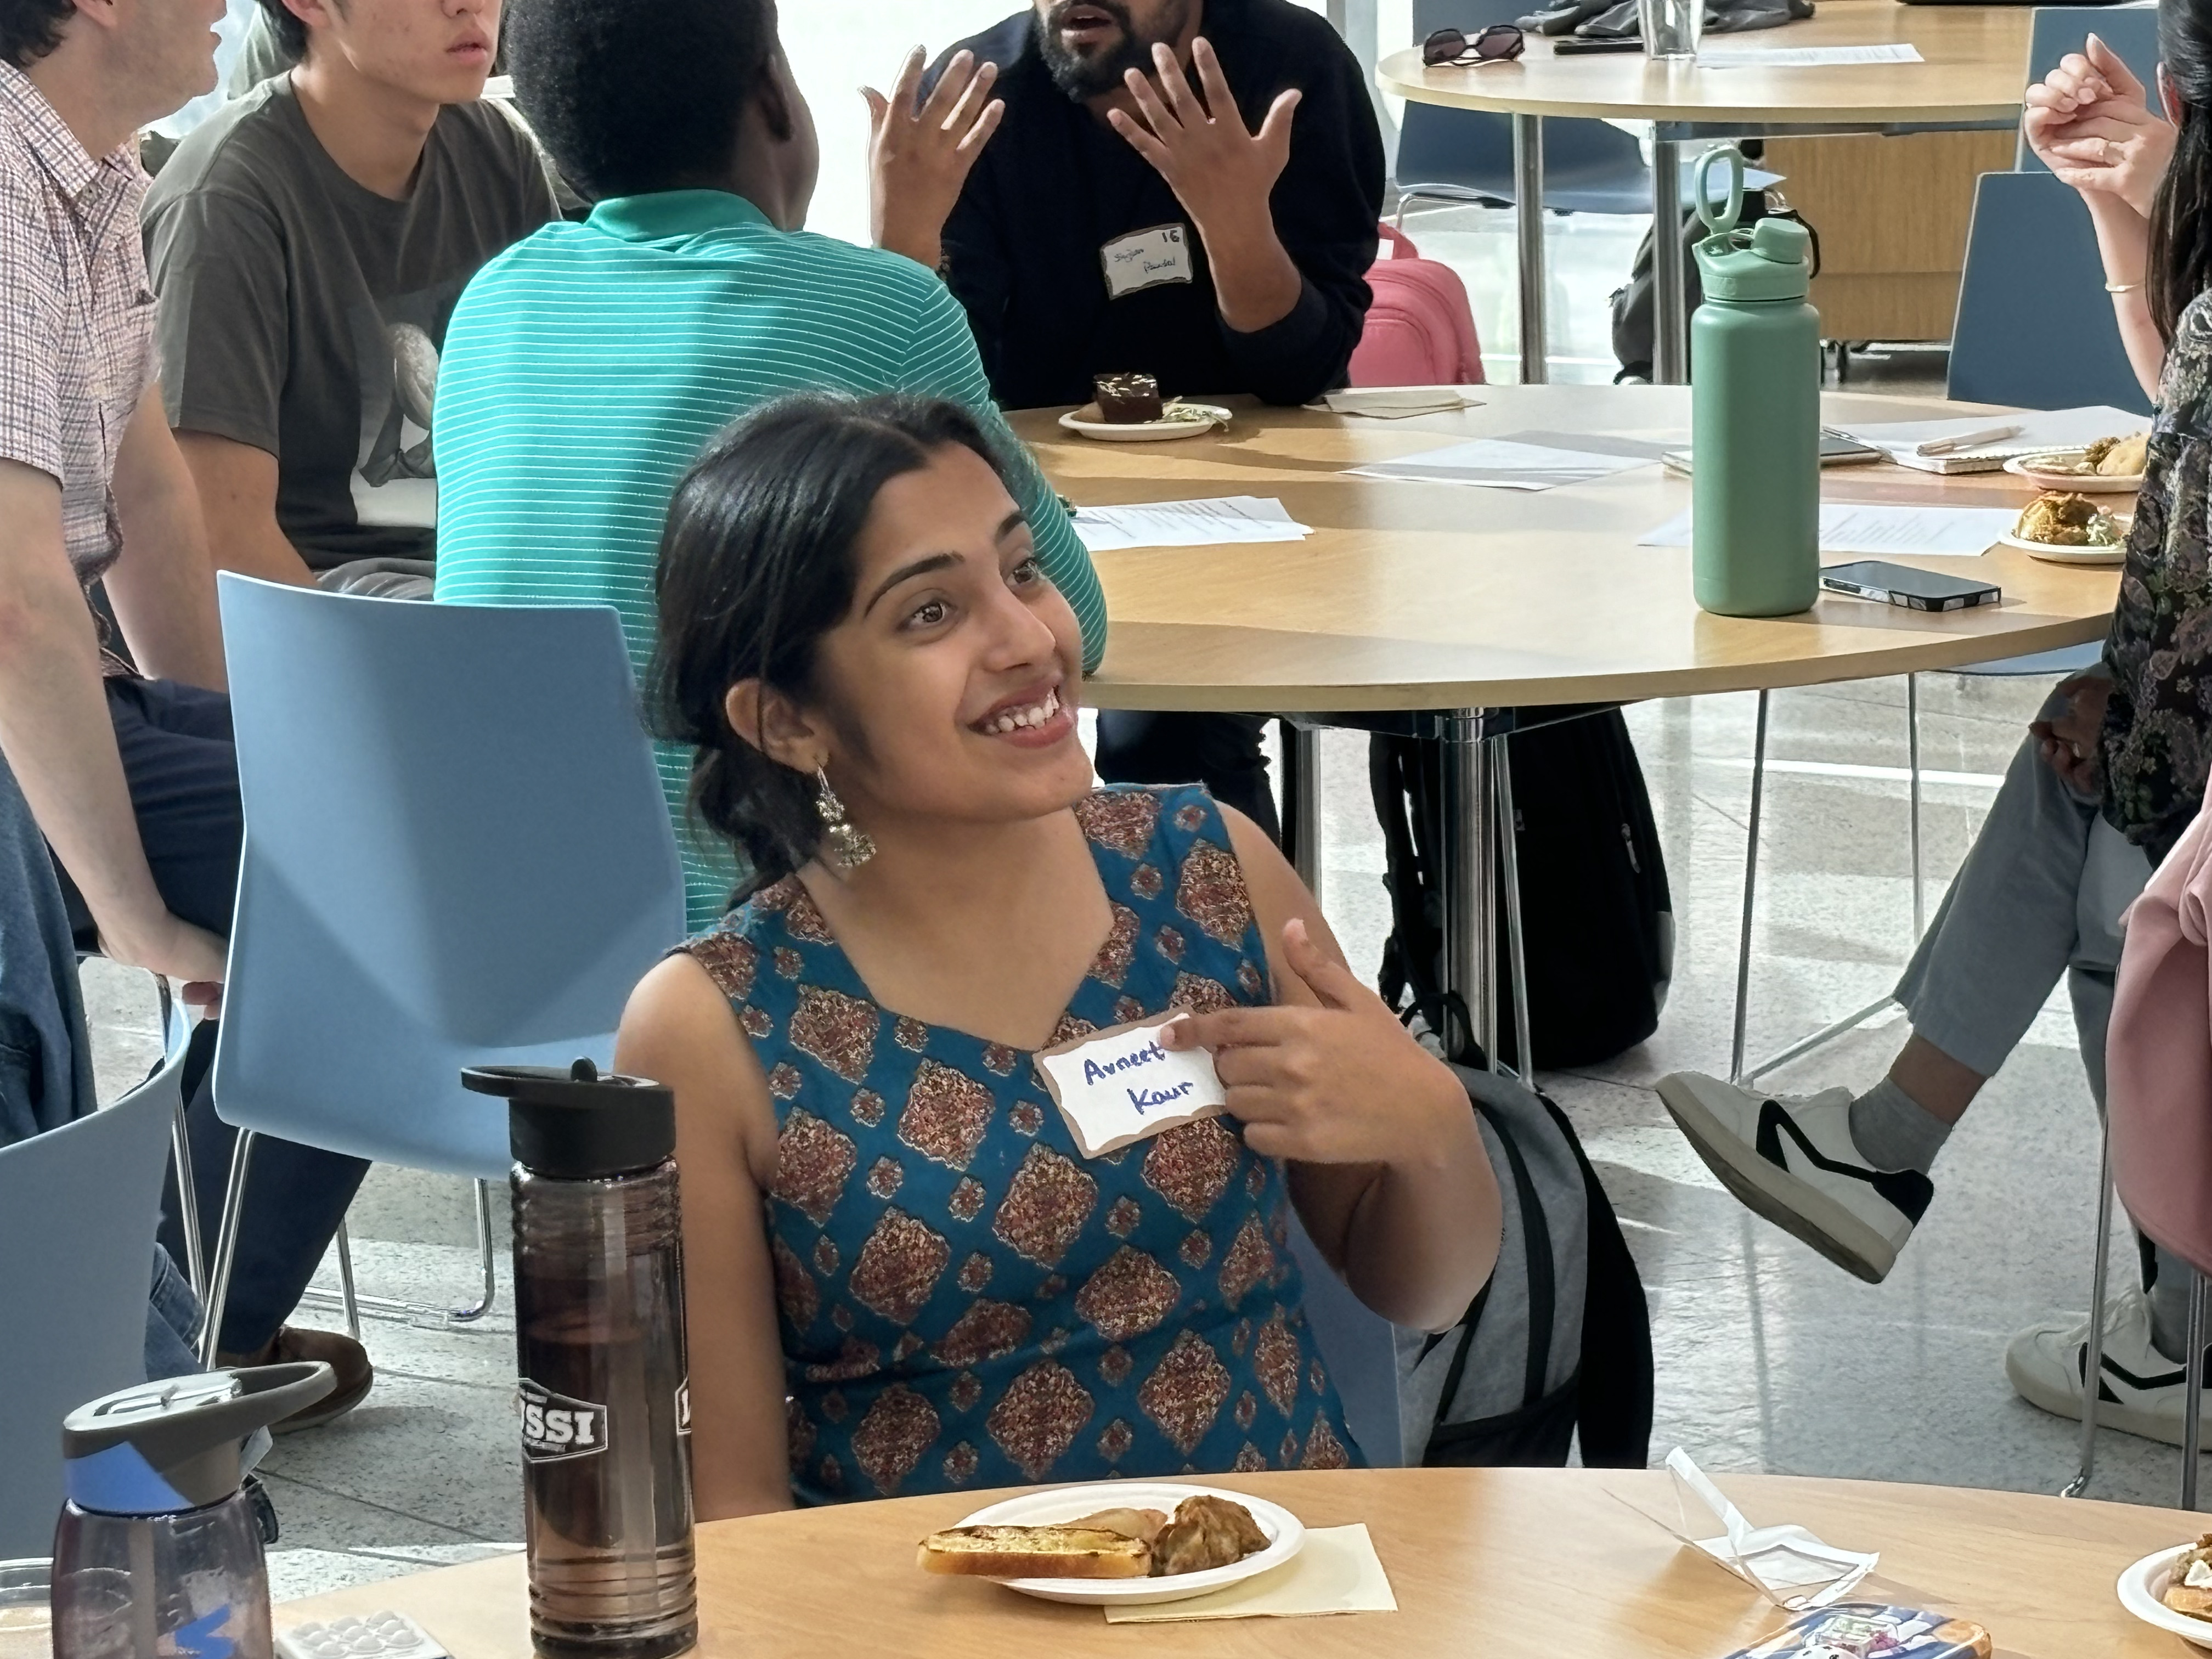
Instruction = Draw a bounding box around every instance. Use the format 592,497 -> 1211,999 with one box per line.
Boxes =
2117,1546 -> 2212,1649
1997,507 -> 2130,563
1058,402 -> 1231,442
2003,452 -> 2146,492
944,1481 -> 1303,1605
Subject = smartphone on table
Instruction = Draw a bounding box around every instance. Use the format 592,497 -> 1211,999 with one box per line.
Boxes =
1820,561 -> 2001,613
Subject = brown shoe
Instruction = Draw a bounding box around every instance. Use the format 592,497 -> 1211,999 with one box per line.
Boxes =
217,1325 -> 374,1431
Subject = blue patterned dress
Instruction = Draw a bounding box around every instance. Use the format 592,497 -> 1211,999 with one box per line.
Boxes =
680,785 -> 1359,1504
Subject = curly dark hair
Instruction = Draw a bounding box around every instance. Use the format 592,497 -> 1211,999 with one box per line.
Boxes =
505,0 -> 776,201
3,0 -> 76,67
652,393 -> 1017,898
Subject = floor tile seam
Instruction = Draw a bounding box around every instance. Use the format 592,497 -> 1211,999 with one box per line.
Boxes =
257,1469 -> 493,1543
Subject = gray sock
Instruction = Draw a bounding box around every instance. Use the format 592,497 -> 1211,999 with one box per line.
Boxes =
1846,1078 -> 1954,1175
2149,1244 -> 2194,1363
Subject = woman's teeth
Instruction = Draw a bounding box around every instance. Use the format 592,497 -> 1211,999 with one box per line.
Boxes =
983,689 -> 1061,735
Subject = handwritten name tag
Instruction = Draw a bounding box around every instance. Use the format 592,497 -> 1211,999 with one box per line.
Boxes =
1099,223 -> 1193,301
1033,1017 -> 1228,1158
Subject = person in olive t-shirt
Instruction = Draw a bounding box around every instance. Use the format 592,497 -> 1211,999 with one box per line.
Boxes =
143,0 -> 556,597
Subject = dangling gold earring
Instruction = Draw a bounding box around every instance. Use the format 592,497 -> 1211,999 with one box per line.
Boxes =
814,767 -> 876,870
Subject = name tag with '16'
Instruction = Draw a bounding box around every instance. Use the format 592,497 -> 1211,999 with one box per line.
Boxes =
1100,223 -> 1193,300
1033,1017 -> 1227,1158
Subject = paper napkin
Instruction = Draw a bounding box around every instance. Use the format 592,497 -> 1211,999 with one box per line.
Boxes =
1317,387 -> 1482,419
1100,1523 -> 1397,1623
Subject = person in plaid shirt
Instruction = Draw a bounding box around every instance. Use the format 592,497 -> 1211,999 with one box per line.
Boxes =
0,0 -> 371,1424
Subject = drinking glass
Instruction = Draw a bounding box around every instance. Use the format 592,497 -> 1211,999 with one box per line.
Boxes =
1638,0 -> 1703,60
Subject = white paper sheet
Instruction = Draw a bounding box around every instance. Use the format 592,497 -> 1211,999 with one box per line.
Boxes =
1639,503 -> 2016,557
1317,387 -> 1482,419
1697,43 -> 1922,67
1071,496 -> 1312,552
1829,405 -> 2144,471
1347,437 -> 1660,490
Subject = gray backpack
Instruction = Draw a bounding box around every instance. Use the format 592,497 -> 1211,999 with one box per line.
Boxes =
1396,1063 -> 1652,1467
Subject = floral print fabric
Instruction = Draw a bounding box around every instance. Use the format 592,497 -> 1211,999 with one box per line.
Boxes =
2104,292 -> 2212,860
681,785 -> 1359,1504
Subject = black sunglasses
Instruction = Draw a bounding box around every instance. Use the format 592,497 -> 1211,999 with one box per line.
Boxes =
1422,23 -> 1527,65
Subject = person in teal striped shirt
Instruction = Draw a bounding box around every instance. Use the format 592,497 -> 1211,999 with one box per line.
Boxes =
430,0 -> 1108,932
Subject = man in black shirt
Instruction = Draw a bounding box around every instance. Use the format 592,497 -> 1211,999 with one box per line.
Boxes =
870,0 -> 1384,837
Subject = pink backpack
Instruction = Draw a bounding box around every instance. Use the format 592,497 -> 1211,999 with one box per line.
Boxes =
1348,223 -> 1486,388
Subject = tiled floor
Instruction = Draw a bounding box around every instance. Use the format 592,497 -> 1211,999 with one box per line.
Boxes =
76,42 -> 2176,1599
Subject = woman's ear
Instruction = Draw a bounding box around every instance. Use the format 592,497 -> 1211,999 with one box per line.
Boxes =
2162,64 -> 2185,127
724,680 -> 826,774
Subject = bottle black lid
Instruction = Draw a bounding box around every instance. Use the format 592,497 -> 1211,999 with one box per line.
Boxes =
461,1059 -> 675,1178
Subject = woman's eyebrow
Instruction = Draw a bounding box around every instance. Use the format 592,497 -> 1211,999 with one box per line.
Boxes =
862,551 -> 961,616
995,509 -> 1030,541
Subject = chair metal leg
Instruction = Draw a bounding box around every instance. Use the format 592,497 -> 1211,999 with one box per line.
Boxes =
170,1107 -> 207,1302
333,1220 -> 362,1343
1492,732 -> 1536,1081
2062,1116 -> 2117,1498
1284,723 -> 1324,904
1906,674 -> 1926,941
2186,1271 -> 2207,1510
460,1179 -> 497,1324
198,1128 -> 257,1367
1441,713 -> 1495,1068
1651,139 -> 1689,385
1729,692 -> 1771,1084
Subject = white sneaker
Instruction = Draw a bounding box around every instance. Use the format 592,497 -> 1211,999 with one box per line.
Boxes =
2007,1287 -> 2191,1446
1656,1072 -> 1932,1284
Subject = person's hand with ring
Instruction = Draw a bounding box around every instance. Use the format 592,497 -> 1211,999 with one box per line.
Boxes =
2029,672 -> 2114,797
2025,35 -> 2176,221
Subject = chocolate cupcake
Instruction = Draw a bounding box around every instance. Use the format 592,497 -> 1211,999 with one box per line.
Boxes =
1093,373 -> 1163,425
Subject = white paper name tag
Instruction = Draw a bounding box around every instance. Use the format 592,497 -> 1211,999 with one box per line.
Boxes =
1100,223 -> 1193,300
1032,1018 -> 1228,1158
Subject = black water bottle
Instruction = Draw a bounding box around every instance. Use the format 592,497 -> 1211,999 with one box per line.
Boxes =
462,1061 -> 695,1659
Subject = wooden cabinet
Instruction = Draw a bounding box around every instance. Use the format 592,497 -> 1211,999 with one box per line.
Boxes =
1760,128 -> 2019,342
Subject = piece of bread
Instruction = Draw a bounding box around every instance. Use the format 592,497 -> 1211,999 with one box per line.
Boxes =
2016,492 -> 2119,546
2097,432 -> 2149,476
2166,1534 -> 2212,1617
917,1525 -> 1153,1579
1150,1495 -> 1272,1577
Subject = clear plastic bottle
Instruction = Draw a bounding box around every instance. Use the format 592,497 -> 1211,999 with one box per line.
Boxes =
50,1365 -> 334,1659
462,1062 -> 696,1659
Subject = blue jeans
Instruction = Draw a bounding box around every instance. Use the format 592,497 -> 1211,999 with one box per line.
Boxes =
147,1244 -> 202,1378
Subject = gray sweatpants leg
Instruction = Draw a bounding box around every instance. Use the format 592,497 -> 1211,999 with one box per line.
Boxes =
1890,704 -> 2190,1348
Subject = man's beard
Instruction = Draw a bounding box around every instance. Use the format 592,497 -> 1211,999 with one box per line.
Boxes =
1036,0 -> 1194,100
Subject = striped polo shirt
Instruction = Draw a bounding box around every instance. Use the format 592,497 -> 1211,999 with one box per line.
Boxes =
432,189 -> 1109,930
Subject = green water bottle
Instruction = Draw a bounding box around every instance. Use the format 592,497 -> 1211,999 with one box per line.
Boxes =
1690,146 -> 1821,617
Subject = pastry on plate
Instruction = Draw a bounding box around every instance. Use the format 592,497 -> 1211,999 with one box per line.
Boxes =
2167,1534 -> 2212,1617
2015,491 -> 2121,547
1149,1494 -> 1271,1577
1068,1506 -> 1170,1545
917,1524 -> 1152,1579
1093,373 -> 1164,425
2085,432 -> 2149,476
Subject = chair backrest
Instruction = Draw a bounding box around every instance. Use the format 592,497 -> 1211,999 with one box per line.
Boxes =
1284,1212 -> 1404,1467
1949,171 -> 2153,415
214,576 -> 687,1180
0,1003 -> 190,1556
2018,5 -> 2161,171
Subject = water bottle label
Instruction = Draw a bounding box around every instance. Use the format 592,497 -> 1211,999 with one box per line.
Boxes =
517,1379 -> 609,1463
676,1380 -> 691,1437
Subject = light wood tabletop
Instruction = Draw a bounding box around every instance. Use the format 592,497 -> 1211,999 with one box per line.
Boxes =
1013,385 -> 2121,715
276,1466 -> 2203,1658
1375,0 -> 2030,126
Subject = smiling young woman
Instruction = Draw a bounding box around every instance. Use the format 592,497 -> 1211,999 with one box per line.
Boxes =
613,392 -> 1500,1520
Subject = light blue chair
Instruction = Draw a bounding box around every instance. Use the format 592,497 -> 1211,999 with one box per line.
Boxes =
1285,1214 -> 1404,1467
2018,4 -> 2162,173
0,998 -> 193,1556
203,575 -> 686,1346
1950,171 -> 2153,416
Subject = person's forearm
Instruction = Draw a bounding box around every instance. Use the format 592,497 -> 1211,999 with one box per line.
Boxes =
174,430 -> 319,589
1194,201 -> 1304,334
0,551 -> 173,954
2087,197 -> 2165,399
110,392 -> 227,688
876,217 -> 945,273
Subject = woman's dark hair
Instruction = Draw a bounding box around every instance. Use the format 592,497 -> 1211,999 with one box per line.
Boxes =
3,0 -> 77,66
652,392 -> 1018,893
2150,0 -> 2212,342
506,0 -> 775,201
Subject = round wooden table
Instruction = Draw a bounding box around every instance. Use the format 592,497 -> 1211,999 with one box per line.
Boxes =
273,1466 -> 2205,1657
1376,0 -> 2032,382
1017,382 -> 2118,1067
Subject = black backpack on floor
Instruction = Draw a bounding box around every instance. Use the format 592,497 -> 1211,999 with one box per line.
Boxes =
1369,708 -> 1674,1074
